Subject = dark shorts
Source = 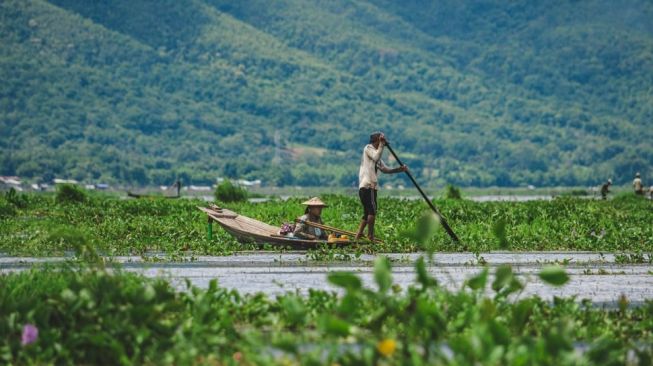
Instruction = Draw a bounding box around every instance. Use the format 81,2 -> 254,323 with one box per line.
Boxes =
359,188 -> 378,219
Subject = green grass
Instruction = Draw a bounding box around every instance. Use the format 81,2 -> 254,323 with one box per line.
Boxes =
1,192 -> 652,256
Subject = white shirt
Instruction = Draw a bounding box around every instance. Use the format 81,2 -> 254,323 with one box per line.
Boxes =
358,144 -> 389,189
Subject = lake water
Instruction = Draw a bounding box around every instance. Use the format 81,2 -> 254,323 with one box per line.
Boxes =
2,252 -> 651,306
195,195 -> 561,203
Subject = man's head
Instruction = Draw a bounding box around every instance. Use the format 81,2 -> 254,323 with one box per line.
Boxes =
607,179 -> 612,185
369,132 -> 384,147
636,172 -> 641,178
302,197 -> 327,216
308,206 -> 323,216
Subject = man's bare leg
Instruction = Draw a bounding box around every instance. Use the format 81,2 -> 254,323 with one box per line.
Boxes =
355,220 -> 367,240
367,214 -> 376,241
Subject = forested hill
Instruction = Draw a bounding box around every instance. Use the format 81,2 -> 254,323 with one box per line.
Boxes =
1,0 -> 652,187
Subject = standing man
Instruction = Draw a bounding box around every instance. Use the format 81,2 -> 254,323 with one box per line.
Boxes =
600,179 -> 612,200
173,179 -> 182,198
355,132 -> 408,241
633,172 -> 644,195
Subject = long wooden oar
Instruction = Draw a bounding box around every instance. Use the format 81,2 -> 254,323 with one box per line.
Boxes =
295,219 -> 382,244
385,143 -> 460,242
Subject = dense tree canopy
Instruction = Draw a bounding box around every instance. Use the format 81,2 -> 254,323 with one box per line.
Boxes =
1,0 -> 652,187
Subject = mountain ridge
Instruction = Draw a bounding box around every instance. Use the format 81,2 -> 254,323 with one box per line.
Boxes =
1,0 -> 652,187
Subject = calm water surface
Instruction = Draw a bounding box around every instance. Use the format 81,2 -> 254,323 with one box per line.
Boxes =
2,252 -> 652,305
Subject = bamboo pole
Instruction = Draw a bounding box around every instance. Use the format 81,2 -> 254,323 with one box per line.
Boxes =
385,143 -> 460,242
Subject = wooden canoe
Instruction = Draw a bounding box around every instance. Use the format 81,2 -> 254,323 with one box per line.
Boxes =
198,205 -> 355,249
127,191 -> 180,199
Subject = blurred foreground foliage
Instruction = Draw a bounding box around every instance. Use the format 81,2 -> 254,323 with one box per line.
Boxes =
0,257 -> 651,364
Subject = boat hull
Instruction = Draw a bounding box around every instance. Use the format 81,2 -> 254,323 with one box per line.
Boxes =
199,206 -> 352,250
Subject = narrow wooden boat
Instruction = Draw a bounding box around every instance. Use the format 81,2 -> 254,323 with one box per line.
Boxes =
198,205 -> 354,249
128,181 -> 181,199
127,191 -> 180,199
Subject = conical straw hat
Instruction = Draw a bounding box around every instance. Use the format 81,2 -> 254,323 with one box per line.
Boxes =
301,197 -> 328,207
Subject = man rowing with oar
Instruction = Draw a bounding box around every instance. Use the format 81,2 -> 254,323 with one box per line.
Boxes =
355,132 -> 408,241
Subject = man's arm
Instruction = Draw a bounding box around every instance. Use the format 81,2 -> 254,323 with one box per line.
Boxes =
365,142 -> 385,162
378,159 -> 408,174
293,220 -> 316,240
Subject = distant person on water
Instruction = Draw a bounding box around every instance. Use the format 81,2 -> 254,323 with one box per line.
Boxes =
355,132 -> 408,241
600,179 -> 612,200
173,179 -> 181,197
293,197 -> 329,240
633,172 -> 644,195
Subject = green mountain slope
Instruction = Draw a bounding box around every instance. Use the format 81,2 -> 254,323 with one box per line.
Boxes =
1,0 -> 652,187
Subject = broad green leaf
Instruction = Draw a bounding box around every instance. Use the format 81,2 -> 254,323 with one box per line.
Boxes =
414,211 -> 440,245
273,335 -> 299,354
488,319 -> 511,346
507,277 -> 524,294
374,256 -> 393,293
318,314 -> 350,337
466,267 -> 488,290
401,211 -> 440,251
327,272 -> 362,290
492,265 -> 514,292
281,296 -> 306,326
492,218 -> 509,249
415,256 -> 437,289
60,288 -> 77,303
480,298 -> 496,320
539,266 -> 570,286
511,299 -> 534,332
142,284 -> 156,302
338,292 -> 359,315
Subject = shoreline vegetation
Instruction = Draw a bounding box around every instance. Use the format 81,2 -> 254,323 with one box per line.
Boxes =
1,254 -> 652,364
1,188 -> 651,257
6,184 -> 640,198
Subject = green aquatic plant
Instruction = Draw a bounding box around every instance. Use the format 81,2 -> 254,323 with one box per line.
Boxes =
539,265 -> 570,286
55,184 -> 87,205
492,217 -> 509,249
0,257 -> 652,365
4,188 -> 29,209
214,180 -> 248,203
0,197 -> 17,219
444,184 -> 463,200
1,193 -> 652,256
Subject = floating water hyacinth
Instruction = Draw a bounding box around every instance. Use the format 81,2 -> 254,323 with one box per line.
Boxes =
21,324 -> 38,346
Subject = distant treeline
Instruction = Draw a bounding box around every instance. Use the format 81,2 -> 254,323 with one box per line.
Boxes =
1,0 -> 652,187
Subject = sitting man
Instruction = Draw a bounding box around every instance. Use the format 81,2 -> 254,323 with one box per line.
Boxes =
293,197 -> 329,240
